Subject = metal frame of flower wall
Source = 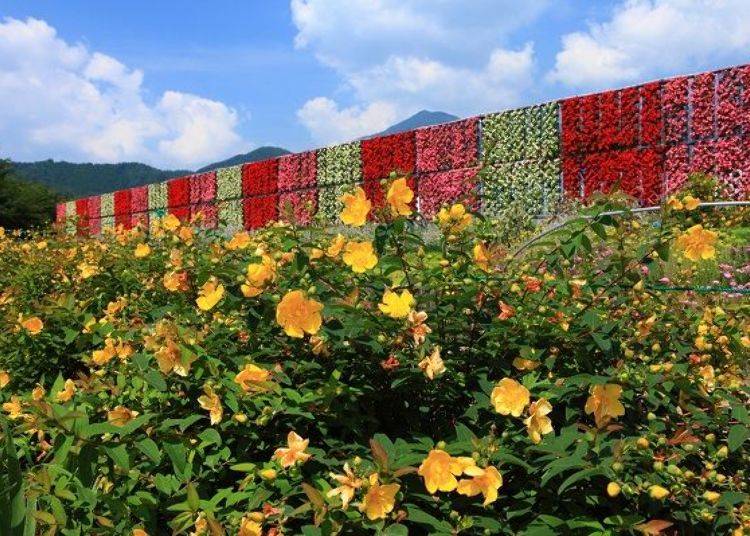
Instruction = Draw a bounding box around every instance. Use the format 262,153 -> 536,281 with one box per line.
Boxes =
57,63 -> 750,235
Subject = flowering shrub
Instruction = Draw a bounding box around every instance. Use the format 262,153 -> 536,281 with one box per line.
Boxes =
317,142 -> 362,187
2,177 -> 749,535
278,151 -> 317,192
216,165 -> 243,200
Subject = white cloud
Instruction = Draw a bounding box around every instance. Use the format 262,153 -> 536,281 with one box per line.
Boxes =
549,0 -> 750,89
0,17 -> 247,168
297,97 -> 397,145
291,0 -> 546,141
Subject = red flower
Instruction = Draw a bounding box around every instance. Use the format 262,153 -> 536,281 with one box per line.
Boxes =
361,131 -> 416,181
242,159 -> 279,197
75,198 -> 90,236
243,194 -> 278,230
662,77 -> 688,145
619,87 -> 639,148
130,185 -> 149,213
690,72 -> 715,140
418,168 -> 478,218
639,82 -> 662,147
278,151 -> 317,191
190,172 -> 217,204
168,176 -> 191,208
415,118 -> 478,173
560,98 -> 581,154
114,189 -> 133,229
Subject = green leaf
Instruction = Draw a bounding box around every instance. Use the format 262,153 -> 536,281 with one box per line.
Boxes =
144,370 -> 167,391
558,467 -> 604,494
136,438 -> 162,464
105,445 -> 130,471
728,425 -> 749,452
404,505 -> 452,534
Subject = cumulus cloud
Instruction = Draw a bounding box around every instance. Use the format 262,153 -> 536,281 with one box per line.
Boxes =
290,0 -> 545,142
296,97 -> 397,145
548,0 -> 750,89
0,17 -> 247,167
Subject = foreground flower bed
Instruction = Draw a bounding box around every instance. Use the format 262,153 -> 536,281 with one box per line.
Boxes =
1,177 -> 749,535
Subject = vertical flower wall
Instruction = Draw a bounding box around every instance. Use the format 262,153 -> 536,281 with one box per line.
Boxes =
481,103 -> 561,216
59,63 -> 749,235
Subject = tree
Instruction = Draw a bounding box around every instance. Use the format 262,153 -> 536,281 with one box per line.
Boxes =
0,159 -> 60,230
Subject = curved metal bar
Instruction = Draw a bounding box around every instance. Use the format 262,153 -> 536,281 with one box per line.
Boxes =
511,200 -> 750,260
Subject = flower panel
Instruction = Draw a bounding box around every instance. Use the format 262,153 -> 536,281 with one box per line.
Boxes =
242,159 -> 279,197
243,194 -> 278,230
279,189 -> 318,226
216,165 -> 242,200
278,151 -> 317,192
361,130 -> 416,181
415,118 -> 478,173
168,176 -> 190,208
418,168 -> 479,218
317,142 -> 362,186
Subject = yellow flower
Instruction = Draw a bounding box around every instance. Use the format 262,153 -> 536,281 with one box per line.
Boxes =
436,203 -> 472,233
162,213 -> 181,231
327,463 -> 363,509
649,485 -> 670,500
340,187 -> 371,227
238,518 -> 262,536
342,240 -> 378,273
456,465 -> 503,505
234,364 -> 272,393
675,224 -> 717,261
326,234 -> 346,257
241,255 -> 276,297
32,385 -> 46,401
92,340 -> 117,366
418,449 -> 476,494
163,271 -> 188,292
490,378 -> 530,417
386,177 -> 414,216
0,370 -> 9,388
512,358 -> 540,371
20,316 -> 44,335
2,396 -> 24,419
196,277 -> 225,311
473,243 -> 490,272
273,431 -> 311,467
418,347 -> 446,380
56,379 -> 76,402
682,195 -> 701,210
155,341 -> 196,377
132,529 -> 149,536
359,473 -> 400,521
107,406 -> 140,427
227,231 -> 252,250
525,398 -> 554,444
276,290 -> 324,338
408,310 -> 432,346
584,384 -> 625,428
666,196 -> 683,210
378,289 -> 415,319
134,243 -> 151,258
78,262 -> 99,279
197,385 -> 223,425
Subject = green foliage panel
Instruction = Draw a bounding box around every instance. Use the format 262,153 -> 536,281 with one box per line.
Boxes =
317,142 -> 362,186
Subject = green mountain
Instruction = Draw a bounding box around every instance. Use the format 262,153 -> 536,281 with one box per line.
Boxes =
372,110 -> 459,137
196,146 -> 290,172
11,160 -> 189,198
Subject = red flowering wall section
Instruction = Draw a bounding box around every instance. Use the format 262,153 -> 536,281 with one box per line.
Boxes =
58,63 -> 750,234
561,65 -> 750,204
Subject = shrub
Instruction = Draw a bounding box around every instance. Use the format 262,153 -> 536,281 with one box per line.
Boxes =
0,180 -> 748,535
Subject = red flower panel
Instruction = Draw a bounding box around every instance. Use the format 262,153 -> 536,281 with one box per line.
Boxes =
690,72 -> 715,140
190,172 -> 217,204
190,203 -> 218,229
114,189 -> 131,217
130,185 -> 148,213
56,203 -> 66,224
712,137 -> 746,197
560,98 -> 581,154
741,65 -> 750,136
415,118 -> 478,173
578,94 -> 599,153
639,82 -> 662,147
87,195 -> 101,221
243,194 -> 278,230
664,144 -> 689,195
616,149 -> 641,199
168,176 -> 191,208
639,148 -> 664,204
361,130 -> 416,181
619,87 -> 639,148
88,218 -> 101,236
169,205 -> 190,222
115,212 -> 133,230
561,155 -> 583,198
242,159 -> 279,197
417,168 -> 479,218
690,140 -> 717,175
279,189 -> 318,225
717,67 -> 743,137
662,77 -> 688,145
598,91 -> 619,151
582,152 -> 621,198
76,198 -> 90,236
278,151 -> 317,192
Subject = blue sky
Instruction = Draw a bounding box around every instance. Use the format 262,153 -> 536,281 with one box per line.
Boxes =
1,0 -> 749,169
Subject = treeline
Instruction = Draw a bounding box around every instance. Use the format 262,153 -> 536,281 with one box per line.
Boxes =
0,160 -> 60,230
